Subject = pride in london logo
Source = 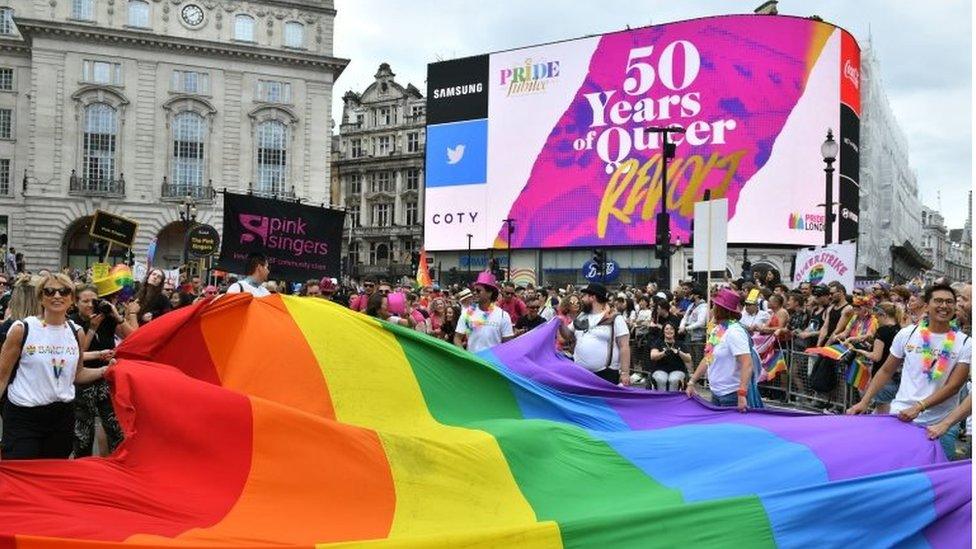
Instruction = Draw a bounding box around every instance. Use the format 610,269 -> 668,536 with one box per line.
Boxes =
787,213 -> 805,230
788,212 -> 825,231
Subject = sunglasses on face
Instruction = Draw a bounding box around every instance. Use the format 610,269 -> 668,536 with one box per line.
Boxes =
43,287 -> 72,297
364,283 -> 375,288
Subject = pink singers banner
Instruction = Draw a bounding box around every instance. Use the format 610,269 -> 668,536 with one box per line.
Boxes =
424,15 -> 861,250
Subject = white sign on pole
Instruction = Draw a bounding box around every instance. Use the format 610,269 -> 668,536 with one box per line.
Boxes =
793,242 -> 856,290
693,199 -> 728,273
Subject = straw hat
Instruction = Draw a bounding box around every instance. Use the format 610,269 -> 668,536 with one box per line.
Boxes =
93,264 -> 134,298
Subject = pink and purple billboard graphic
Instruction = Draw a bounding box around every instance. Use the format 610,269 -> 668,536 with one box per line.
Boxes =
424,15 -> 861,250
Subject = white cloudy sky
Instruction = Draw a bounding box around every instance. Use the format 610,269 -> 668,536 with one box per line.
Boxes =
333,0 -> 972,229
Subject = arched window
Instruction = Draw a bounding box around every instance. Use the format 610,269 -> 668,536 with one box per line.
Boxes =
234,14 -> 254,41
127,0 -> 149,27
256,120 -> 287,194
371,242 -> 388,265
284,21 -> 304,48
172,111 -> 205,193
83,103 -> 117,185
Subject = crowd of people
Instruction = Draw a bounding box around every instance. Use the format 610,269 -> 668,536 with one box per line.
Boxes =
0,250 -> 971,461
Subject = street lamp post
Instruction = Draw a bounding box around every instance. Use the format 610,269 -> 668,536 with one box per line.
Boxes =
179,194 -> 198,272
645,126 -> 686,290
821,128 -> 839,246
466,233 -> 473,279
502,218 -> 515,282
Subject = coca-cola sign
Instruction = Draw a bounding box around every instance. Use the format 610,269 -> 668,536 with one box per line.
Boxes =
843,59 -> 860,90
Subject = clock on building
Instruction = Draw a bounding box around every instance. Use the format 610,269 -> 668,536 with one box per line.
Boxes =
181,4 -> 205,27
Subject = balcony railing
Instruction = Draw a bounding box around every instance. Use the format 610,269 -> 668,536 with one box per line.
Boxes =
68,170 -> 125,197
248,182 -> 296,200
161,178 -> 216,202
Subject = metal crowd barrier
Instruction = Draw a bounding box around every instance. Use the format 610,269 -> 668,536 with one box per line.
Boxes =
624,335 -> 866,412
770,346 -> 864,413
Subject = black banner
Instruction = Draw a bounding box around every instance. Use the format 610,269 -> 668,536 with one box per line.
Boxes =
90,209 -> 138,248
838,104 -> 860,242
426,54 -> 489,124
219,193 -> 345,281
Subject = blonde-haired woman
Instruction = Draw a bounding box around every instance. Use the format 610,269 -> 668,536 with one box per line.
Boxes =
2,274 -> 39,322
0,273 -> 108,459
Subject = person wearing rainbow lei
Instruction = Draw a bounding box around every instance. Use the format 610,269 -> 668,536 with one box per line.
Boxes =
848,283 -> 972,460
686,288 -> 762,412
453,271 -> 514,354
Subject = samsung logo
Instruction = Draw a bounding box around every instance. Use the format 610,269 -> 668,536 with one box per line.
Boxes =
432,83 -> 484,99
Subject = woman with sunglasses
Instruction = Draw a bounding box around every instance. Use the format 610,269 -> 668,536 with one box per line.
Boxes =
0,274 -> 109,459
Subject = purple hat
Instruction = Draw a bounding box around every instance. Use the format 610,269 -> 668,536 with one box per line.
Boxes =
712,288 -> 742,313
474,270 -> 499,292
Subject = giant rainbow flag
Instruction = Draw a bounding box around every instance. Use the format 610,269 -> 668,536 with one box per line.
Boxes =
0,295 -> 969,547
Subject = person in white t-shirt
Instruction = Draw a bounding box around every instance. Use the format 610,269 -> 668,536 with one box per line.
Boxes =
739,289 -> 771,333
454,271 -> 514,353
226,252 -> 271,297
849,284 -> 972,460
558,283 -> 631,386
686,288 -> 753,410
0,274 -> 109,459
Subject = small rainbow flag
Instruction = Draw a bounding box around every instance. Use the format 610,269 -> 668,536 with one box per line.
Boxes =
416,248 -> 433,288
806,344 -> 850,361
761,350 -> 787,382
846,356 -> 872,392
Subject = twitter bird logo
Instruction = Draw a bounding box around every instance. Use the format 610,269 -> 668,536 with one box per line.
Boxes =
446,144 -> 465,165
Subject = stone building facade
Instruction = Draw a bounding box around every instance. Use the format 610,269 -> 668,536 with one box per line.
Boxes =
856,43 -> 926,280
921,205 -> 948,281
334,63 -> 425,281
0,0 -> 346,271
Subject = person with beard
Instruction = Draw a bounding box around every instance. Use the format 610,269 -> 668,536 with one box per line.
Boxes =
849,284 -> 971,459
559,283 -> 631,386
133,268 -> 171,325
819,282 -> 854,347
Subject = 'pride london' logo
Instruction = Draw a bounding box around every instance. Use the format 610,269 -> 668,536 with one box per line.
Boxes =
788,213 -> 825,232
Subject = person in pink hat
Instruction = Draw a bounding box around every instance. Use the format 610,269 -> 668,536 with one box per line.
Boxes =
685,288 -> 756,411
453,271 -> 513,353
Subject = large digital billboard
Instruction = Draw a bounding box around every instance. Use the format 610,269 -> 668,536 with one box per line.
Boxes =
424,14 -> 861,250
